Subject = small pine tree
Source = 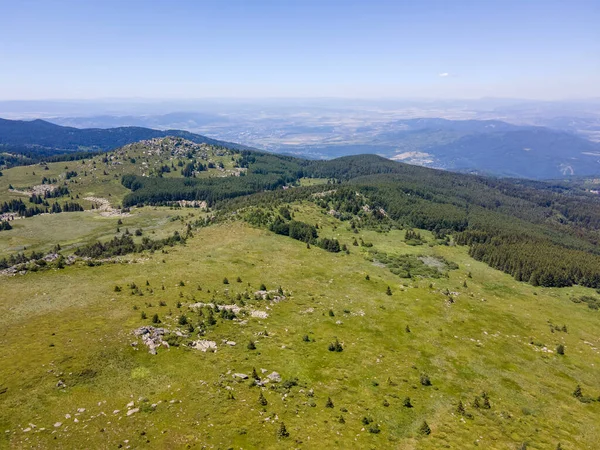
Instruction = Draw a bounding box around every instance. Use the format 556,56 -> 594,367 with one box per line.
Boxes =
223,277 -> 229,284
247,341 -> 256,350
259,283 -> 267,291
277,422 -> 289,438
405,325 -> 411,333
236,276 -> 242,283
252,367 -> 260,380
365,274 -> 370,280
325,397 -> 334,408
556,344 -> 565,355
573,384 -> 583,398
403,397 -> 413,408
152,313 -> 160,324
420,374 -> 431,386
141,311 -> 147,320
386,286 -> 392,295
178,315 -> 188,326
338,415 -> 345,424
258,391 -> 268,406
456,400 -> 465,415
418,420 -> 431,436
473,397 -> 481,409
463,280 -> 468,288
328,309 -> 335,317
483,397 -> 491,409
302,334 -> 310,342
383,399 -> 389,407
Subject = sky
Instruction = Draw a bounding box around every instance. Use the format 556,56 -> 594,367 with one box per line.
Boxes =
0,0 -> 599,100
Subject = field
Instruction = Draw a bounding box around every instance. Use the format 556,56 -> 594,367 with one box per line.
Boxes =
1,202 -> 599,449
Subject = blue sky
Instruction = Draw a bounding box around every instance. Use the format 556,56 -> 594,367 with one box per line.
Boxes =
0,0 -> 598,100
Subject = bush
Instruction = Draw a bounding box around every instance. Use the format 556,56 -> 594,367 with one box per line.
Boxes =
418,420 -> 431,435
328,338 -> 343,352
420,374 -> 431,386
277,422 -> 289,438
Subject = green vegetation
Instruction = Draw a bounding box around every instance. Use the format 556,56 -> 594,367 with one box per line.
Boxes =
0,138 -> 600,449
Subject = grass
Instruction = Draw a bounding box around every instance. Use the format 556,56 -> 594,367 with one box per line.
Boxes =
0,207 -> 193,258
0,202 -> 599,449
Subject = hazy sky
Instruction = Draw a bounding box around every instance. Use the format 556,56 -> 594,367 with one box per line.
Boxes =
1,0 -> 599,100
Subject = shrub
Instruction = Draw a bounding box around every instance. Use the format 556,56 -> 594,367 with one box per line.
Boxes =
277,422 -> 289,438
420,374 -> 431,386
152,313 -> 160,324
178,315 -> 188,326
258,392 -> 268,406
328,338 -> 343,352
418,420 -> 431,435
247,341 -> 256,350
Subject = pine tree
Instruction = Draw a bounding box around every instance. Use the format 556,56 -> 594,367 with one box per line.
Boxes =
141,311 -> 147,320
252,367 -> 260,380
418,420 -> 431,435
556,344 -> 565,355
456,400 -> 465,415
386,286 -> 392,295
365,274 -> 370,280
247,341 -> 256,350
277,422 -> 289,438
573,384 -> 583,398
403,397 -> 413,408
325,397 -> 334,408
258,391 -> 268,406
223,277 -> 229,284
152,313 -> 160,324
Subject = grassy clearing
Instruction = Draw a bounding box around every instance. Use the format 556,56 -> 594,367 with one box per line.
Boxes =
0,203 -> 599,449
0,207 -> 193,258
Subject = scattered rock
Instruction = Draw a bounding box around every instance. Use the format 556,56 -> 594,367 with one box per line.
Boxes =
190,340 -> 217,352
233,373 -> 249,380
126,408 -> 139,416
267,372 -> 282,383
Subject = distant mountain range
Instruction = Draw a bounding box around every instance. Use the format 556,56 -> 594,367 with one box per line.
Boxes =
2,116 -> 600,179
0,118 -> 250,157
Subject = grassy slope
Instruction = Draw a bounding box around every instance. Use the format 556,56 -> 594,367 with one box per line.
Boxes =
0,138 -> 240,207
0,208 -> 189,258
0,203 -> 599,449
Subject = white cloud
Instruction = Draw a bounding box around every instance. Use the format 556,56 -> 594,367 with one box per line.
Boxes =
438,72 -> 449,77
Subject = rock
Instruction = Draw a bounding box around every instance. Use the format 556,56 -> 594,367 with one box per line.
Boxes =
225,341 -> 236,346
251,310 -> 268,319
113,410 -> 120,414
77,408 -> 86,413
65,414 -> 71,419
190,340 -> 217,352
54,422 -> 62,428
126,401 -> 134,408
126,408 -> 139,416
56,380 -> 66,389
267,372 -> 282,383
233,373 -> 249,380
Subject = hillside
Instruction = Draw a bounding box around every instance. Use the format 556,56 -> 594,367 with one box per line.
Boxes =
0,118 -> 250,163
0,140 -> 600,449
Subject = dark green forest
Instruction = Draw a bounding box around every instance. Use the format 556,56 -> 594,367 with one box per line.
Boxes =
118,152 -> 600,289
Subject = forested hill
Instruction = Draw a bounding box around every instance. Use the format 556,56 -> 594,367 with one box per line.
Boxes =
0,118 -> 250,160
106,143 -> 600,289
